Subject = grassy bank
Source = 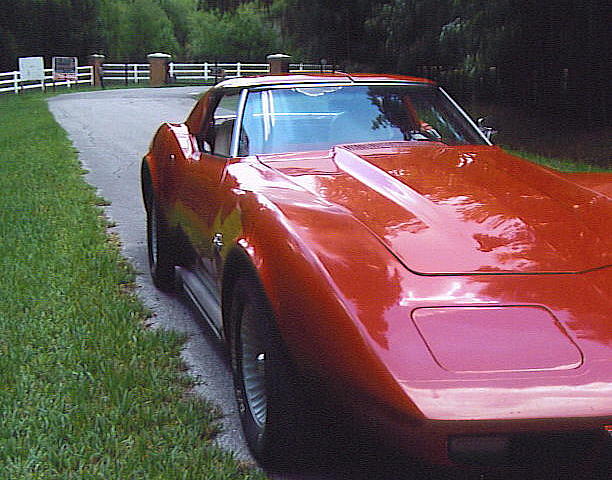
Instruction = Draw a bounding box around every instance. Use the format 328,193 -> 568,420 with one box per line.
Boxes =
468,102 -> 611,171
0,92 -> 263,479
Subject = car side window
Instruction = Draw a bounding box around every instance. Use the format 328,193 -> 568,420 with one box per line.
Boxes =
204,93 -> 240,157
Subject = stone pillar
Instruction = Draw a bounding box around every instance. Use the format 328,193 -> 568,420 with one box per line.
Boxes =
88,54 -> 105,87
267,53 -> 292,74
147,53 -> 172,87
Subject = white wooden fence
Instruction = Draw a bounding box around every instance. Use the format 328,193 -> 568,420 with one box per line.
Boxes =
102,62 -> 333,84
0,66 -> 94,94
0,62 -> 334,95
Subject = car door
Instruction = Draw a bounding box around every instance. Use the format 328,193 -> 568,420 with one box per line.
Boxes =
178,90 -> 243,282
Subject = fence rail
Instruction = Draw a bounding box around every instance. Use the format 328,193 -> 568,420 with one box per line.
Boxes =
0,66 -> 93,94
0,62 -> 336,94
101,62 -> 334,84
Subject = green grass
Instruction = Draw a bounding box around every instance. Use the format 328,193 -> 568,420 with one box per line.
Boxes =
0,91 -> 264,479
502,149 -> 608,172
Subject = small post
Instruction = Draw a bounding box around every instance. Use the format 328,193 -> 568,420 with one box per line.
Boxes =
13,71 -> 19,94
213,61 -> 226,84
147,53 -> 172,87
88,54 -> 105,87
267,53 -> 291,74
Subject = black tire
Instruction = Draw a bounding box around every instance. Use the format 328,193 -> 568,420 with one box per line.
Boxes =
145,194 -> 176,291
229,274 -> 302,466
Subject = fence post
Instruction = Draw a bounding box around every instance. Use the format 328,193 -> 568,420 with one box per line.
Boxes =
134,64 -> 138,84
236,62 -> 241,77
147,53 -> 172,87
13,71 -> 19,94
204,62 -> 209,82
267,53 -> 291,74
88,54 -> 105,87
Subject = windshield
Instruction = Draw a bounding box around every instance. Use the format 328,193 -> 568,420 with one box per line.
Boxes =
239,84 -> 485,155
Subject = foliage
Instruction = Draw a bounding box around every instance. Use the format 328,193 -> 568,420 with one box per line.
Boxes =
98,0 -> 183,61
269,0 -> 375,66
159,0 -> 199,47
0,0 -> 283,67
367,0 -> 452,71
187,2 -> 281,62
0,0 -> 103,69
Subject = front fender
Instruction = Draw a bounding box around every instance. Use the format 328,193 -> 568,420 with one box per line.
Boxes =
222,182 -> 424,422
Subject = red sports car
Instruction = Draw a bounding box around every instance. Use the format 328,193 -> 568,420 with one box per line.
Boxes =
141,73 -> 612,469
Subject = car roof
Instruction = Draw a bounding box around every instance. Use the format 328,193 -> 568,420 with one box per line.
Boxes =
216,72 -> 435,89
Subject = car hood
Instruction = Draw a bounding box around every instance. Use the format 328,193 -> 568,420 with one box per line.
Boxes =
258,142 -> 611,275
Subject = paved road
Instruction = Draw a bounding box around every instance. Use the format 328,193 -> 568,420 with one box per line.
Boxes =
47,87 -> 575,480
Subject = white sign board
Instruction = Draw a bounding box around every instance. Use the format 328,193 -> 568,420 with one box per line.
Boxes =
19,56 -> 45,81
53,57 -> 78,81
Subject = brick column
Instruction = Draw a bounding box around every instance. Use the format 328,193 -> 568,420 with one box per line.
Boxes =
267,53 -> 291,74
88,54 -> 105,87
147,53 -> 172,87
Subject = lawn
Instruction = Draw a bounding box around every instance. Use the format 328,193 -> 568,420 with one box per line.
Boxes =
0,91 -> 264,479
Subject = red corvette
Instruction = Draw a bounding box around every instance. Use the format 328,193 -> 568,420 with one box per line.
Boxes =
141,73 -> 612,468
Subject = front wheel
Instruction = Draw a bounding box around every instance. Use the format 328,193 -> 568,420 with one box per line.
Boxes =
229,275 -> 302,466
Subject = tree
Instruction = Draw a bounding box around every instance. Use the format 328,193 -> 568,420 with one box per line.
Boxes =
187,2 -> 280,61
159,0 -> 198,49
0,0 -> 104,70
98,0 -> 179,61
270,0 -> 378,67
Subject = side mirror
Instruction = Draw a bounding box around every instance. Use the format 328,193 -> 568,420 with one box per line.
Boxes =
477,117 -> 498,142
